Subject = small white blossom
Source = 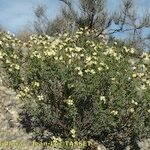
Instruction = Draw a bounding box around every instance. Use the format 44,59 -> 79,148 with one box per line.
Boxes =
24,87 -> 30,93
66,97 -> 73,106
78,70 -> 83,76
0,51 -> 3,59
130,108 -> 134,113
15,64 -> 20,70
34,82 -> 40,87
37,95 -> 44,101
111,110 -> 118,115
70,129 -> 76,134
131,100 -> 138,105
0,41 -> 2,45
100,96 -> 106,103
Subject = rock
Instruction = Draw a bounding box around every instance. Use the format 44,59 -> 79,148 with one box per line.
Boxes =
9,109 -> 19,122
138,139 -> 150,150
0,86 -> 7,92
97,144 -> 107,150
5,90 -> 16,95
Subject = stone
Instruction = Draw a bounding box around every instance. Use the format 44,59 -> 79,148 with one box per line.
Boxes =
138,139 -> 150,150
9,109 -> 19,122
5,90 -> 16,95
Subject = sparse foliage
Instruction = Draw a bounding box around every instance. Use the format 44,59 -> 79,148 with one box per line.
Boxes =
32,0 -> 150,50
33,5 -> 49,35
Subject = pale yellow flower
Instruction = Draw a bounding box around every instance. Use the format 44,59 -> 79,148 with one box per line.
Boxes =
123,46 -> 129,52
131,100 -> 138,105
6,43 -> 9,47
138,73 -> 144,78
78,70 -> 83,76
86,31 -> 90,35
68,47 -> 74,52
8,68 -> 12,72
85,27 -> 89,30
71,53 -> 76,58
132,73 -> 137,78
146,80 -> 150,86
15,64 -> 20,70
34,82 -> 40,87
130,48 -> 135,54
68,59 -> 72,64
115,55 -> 122,61
75,35 -> 79,38
114,42 -> 117,45
98,67 -> 102,71
24,87 -> 30,93
70,128 -> 76,134
86,56 -> 92,62
140,64 -> 147,71
90,69 -> 96,74
51,136 -> 62,142
65,37 -> 72,42
80,54 -> 84,57
70,128 -> 76,137
16,94 -> 22,99
76,31 -> 83,35
13,54 -> 18,59
141,84 -> 147,90
113,52 -> 117,57
37,54 -> 42,59
76,47 -> 83,52
132,66 -> 136,70
130,108 -> 134,113
54,56 -> 58,60
100,62 -> 105,66
105,65 -> 109,70
19,91 -> 26,97
143,56 -> 149,63
100,96 -> 106,103
111,78 -> 116,81
56,137 -> 62,142
93,52 -> 97,56
0,51 -> 3,59
85,69 -> 90,73
63,33 -> 68,37
111,110 -> 118,115
59,56 -> 63,60
37,95 -> 44,101
71,134 -> 76,138
75,67 -> 81,70
141,52 -> 149,63
59,45 -> 63,49
66,97 -> 73,106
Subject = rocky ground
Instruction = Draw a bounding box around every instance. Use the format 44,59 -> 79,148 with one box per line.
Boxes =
0,85 -> 43,150
0,81 -> 149,150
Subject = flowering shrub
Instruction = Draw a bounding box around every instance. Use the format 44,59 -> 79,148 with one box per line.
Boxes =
0,29 -> 150,149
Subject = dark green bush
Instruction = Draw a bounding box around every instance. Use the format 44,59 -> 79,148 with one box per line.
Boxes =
0,29 -> 150,149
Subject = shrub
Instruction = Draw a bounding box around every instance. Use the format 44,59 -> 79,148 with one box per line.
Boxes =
0,29 -> 150,149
